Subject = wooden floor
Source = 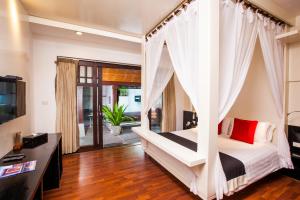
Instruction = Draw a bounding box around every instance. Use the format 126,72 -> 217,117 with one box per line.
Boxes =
44,144 -> 300,200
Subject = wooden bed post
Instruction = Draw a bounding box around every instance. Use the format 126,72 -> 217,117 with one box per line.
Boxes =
195,0 -> 219,199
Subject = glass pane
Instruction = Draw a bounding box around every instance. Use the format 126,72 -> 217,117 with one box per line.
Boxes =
87,78 -> 92,84
77,86 -> 94,147
150,95 -> 162,133
80,78 -> 86,83
80,66 -> 86,77
87,67 -> 92,77
102,85 -> 141,148
118,87 -> 141,114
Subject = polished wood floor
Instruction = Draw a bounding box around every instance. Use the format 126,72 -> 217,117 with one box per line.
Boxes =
44,144 -> 300,200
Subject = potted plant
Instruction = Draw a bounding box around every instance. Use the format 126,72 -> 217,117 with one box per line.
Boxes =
118,86 -> 128,96
102,103 -> 133,135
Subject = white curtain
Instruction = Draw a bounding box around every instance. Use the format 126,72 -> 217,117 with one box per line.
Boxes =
164,2 -> 201,194
219,1 -> 258,122
143,0 -> 200,130
143,30 -> 166,125
257,15 -> 293,168
216,2 -> 258,198
216,1 -> 293,199
143,1 -> 201,193
144,46 -> 174,117
143,0 -> 292,199
165,2 -> 200,115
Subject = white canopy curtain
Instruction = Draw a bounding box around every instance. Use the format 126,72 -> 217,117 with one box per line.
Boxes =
218,1 -> 258,122
257,15 -> 293,169
164,5 -> 201,194
144,44 -> 174,123
165,3 -> 200,115
216,0 -> 293,199
144,0 -> 201,124
216,1 -> 258,198
144,0 -> 292,198
143,30 -> 167,128
143,0 -> 201,194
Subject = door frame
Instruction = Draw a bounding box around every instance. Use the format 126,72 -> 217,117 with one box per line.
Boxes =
76,59 -> 142,151
77,60 -> 103,152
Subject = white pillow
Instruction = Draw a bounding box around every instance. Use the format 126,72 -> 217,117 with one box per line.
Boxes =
221,117 -> 234,137
254,122 -> 271,143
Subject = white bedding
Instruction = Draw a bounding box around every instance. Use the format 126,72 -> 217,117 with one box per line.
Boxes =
217,135 -> 280,184
172,128 -> 281,194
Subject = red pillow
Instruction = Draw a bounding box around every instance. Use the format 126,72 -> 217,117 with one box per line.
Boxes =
218,122 -> 222,135
230,118 -> 258,144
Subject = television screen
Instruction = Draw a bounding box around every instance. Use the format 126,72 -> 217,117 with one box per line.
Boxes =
0,81 -> 16,124
0,79 -> 25,124
134,95 -> 141,102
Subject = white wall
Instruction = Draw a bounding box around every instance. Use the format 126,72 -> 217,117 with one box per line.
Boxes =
31,34 -> 141,133
228,40 -> 279,124
287,40 -> 300,126
118,89 -> 141,113
0,0 -> 32,157
285,15 -> 300,126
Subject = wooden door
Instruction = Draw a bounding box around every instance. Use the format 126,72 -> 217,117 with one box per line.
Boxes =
77,61 -> 103,151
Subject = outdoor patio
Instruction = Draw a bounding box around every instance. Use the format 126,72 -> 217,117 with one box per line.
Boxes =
79,124 -> 140,147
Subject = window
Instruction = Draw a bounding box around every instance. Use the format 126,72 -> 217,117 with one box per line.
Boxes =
78,65 -> 98,85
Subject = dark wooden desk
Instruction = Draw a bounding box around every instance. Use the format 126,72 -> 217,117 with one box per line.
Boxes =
0,133 -> 62,200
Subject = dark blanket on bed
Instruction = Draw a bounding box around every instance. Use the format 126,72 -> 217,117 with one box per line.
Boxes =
219,152 -> 246,181
157,132 -> 246,181
157,132 -> 198,151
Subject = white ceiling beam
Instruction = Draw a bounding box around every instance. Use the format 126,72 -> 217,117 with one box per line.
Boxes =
28,16 -> 142,43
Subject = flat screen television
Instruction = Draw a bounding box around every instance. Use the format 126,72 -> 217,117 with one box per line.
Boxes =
0,78 -> 26,125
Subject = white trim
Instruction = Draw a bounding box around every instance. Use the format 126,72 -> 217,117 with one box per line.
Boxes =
28,16 -> 142,43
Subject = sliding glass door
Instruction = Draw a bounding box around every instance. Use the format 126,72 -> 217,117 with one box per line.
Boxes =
101,64 -> 142,148
102,85 -> 141,147
76,60 -> 142,151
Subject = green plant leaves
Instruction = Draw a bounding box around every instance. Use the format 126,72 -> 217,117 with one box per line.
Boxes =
102,103 -> 134,126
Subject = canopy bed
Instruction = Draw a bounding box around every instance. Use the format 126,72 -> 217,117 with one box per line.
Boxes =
132,0 -> 293,199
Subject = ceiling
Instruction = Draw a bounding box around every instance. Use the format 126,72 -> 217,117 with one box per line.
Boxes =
30,23 -> 141,54
272,0 -> 300,16
20,0 -> 182,37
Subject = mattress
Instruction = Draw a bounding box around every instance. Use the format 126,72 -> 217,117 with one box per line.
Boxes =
172,128 -> 281,185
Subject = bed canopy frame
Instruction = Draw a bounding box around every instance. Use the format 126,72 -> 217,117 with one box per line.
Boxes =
133,0 -> 293,199
146,0 -> 290,41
